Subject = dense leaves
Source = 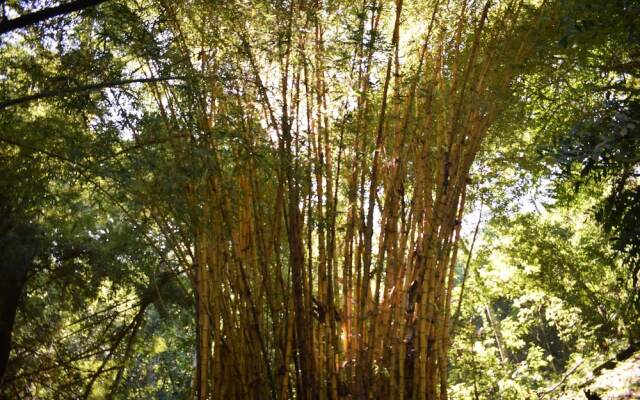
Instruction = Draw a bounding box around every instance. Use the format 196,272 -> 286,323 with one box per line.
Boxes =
1,0 -> 639,399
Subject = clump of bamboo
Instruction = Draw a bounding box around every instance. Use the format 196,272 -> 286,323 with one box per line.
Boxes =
135,0 -> 553,398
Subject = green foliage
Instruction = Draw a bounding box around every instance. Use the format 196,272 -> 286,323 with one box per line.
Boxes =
1,0 -> 639,398
450,204 -> 638,399
449,2 -> 640,397
547,98 -> 640,313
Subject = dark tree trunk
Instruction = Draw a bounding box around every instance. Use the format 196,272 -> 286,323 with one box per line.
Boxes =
0,222 -> 37,385
0,0 -> 108,35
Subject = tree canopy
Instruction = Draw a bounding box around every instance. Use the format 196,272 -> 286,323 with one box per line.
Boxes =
0,0 -> 638,399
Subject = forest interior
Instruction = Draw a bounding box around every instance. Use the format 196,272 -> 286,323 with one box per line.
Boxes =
0,0 -> 639,399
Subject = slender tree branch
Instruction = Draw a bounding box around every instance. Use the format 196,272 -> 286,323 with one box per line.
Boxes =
451,195 -> 483,332
537,359 -> 584,399
0,76 -> 185,110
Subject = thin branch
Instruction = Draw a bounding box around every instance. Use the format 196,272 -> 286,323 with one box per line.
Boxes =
537,359 -> 584,399
0,76 -> 185,110
451,195 -> 483,332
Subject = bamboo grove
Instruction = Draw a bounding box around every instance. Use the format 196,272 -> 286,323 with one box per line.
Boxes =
110,0 -> 563,399
0,0 -> 565,398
